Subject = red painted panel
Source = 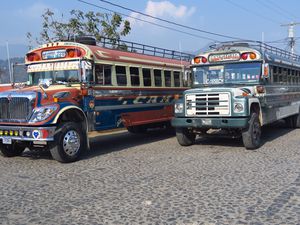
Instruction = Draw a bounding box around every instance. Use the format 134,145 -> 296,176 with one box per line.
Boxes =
121,105 -> 173,127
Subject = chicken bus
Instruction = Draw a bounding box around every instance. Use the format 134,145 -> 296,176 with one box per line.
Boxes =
0,37 -> 192,162
172,41 -> 300,149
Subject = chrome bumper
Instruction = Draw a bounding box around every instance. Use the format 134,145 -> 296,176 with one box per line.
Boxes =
0,126 -> 56,142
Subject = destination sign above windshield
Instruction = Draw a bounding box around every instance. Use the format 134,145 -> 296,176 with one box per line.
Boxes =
42,49 -> 66,60
208,52 -> 240,63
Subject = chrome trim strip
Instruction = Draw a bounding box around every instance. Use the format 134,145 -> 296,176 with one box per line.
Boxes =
94,102 -> 171,111
0,136 -> 54,142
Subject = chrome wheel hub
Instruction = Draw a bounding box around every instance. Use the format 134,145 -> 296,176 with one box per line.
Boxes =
63,130 -> 80,156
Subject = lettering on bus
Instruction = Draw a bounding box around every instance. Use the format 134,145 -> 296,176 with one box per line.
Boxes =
208,52 -> 240,63
42,49 -> 66,60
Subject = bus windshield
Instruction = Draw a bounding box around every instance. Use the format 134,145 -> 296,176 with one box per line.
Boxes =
192,62 -> 261,86
27,61 -> 92,85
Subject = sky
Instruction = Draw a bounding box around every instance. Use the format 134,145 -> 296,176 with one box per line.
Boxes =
1,0 -> 300,59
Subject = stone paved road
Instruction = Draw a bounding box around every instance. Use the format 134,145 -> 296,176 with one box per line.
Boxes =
1,124 -> 300,225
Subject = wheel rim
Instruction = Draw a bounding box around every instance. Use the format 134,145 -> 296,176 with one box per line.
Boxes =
253,121 -> 261,142
62,130 -> 80,156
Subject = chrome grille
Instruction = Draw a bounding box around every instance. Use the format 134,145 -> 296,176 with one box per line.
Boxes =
185,92 -> 231,117
0,92 -> 36,122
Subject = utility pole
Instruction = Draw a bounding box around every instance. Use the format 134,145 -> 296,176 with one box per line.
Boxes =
281,22 -> 300,54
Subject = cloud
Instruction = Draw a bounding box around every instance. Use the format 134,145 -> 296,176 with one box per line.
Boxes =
145,1 -> 196,19
127,1 -> 196,27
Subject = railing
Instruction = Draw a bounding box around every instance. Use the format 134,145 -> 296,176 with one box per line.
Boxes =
211,40 -> 300,63
98,37 -> 194,62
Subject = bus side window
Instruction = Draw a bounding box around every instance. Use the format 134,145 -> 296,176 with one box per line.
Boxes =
174,71 -> 180,87
154,69 -> 162,86
130,67 -> 140,86
95,64 -> 112,85
142,68 -> 151,86
116,66 -> 127,86
104,66 -> 112,85
164,70 -> 171,87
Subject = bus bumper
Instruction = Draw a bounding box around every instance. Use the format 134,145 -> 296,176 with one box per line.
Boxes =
171,117 -> 249,129
0,126 -> 56,144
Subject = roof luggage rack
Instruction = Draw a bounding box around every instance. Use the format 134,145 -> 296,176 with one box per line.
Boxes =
98,37 -> 194,62
64,36 -> 194,62
210,40 -> 300,62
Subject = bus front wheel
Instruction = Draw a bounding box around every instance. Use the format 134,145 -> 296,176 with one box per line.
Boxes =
0,142 -> 26,157
176,127 -> 196,146
50,122 -> 85,163
242,113 -> 261,150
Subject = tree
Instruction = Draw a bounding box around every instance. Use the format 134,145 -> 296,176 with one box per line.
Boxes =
27,9 -> 131,46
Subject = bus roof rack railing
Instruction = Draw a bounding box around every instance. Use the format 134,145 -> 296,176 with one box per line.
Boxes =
210,40 -> 300,63
98,37 -> 194,62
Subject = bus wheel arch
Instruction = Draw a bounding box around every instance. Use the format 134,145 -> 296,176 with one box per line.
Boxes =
51,108 -> 89,163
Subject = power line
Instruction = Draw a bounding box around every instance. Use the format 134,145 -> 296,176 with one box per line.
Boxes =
225,0 -> 281,25
265,38 -> 288,44
254,0 -> 294,21
96,0 -> 245,40
77,0 -> 219,42
265,0 -> 299,20
281,22 -> 300,54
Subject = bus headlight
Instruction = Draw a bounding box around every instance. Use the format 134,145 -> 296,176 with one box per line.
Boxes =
234,102 -> 244,113
174,103 -> 184,114
29,105 -> 58,123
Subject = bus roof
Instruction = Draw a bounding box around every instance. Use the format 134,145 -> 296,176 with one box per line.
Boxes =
26,37 -> 193,68
193,40 -> 300,66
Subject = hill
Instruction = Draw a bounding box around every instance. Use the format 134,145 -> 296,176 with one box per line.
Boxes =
0,57 -> 27,83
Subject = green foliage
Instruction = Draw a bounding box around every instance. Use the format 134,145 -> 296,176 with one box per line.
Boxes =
28,9 -> 131,45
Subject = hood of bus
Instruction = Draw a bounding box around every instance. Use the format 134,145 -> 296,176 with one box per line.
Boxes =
184,85 -> 257,97
0,84 -> 82,106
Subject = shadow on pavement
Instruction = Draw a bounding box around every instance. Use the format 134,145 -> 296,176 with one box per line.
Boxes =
20,127 -> 175,161
194,120 -> 294,149
82,127 -> 175,160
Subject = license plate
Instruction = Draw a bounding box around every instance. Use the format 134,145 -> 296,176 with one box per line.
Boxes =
202,119 -> 212,125
2,137 -> 12,145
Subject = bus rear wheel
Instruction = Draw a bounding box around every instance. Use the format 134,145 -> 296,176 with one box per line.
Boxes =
50,122 -> 86,163
285,115 -> 297,128
127,125 -> 147,134
176,127 -> 196,146
242,113 -> 261,150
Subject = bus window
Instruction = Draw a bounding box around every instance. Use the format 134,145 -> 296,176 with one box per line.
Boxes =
164,70 -> 171,87
116,66 -> 127,86
142,68 -> 151,86
154,69 -> 162,86
95,64 -> 112,85
130,67 -> 140,86
174,71 -> 180,87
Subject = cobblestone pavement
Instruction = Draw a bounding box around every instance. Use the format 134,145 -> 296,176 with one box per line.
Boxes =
1,124 -> 300,225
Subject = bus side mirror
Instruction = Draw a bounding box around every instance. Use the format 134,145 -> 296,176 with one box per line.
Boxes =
262,63 -> 269,79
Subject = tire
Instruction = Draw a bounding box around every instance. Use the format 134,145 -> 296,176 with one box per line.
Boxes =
296,112 -> 300,128
176,127 -> 196,146
127,125 -> 147,134
0,142 -> 25,157
242,113 -> 261,150
50,122 -> 86,163
285,110 -> 300,128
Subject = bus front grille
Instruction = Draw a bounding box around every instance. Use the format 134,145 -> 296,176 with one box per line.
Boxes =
185,92 -> 231,116
0,97 -> 34,122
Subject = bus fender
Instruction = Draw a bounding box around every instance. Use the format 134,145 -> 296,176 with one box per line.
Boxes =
248,98 -> 263,125
52,105 -> 90,149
